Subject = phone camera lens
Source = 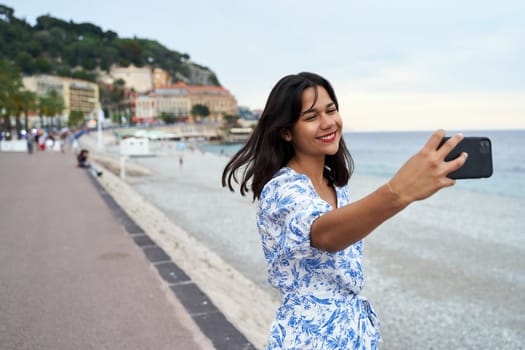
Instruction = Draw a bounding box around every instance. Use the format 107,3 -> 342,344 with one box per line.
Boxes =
479,140 -> 491,154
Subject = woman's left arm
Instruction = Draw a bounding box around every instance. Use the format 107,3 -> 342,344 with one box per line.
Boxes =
311,130 -> 467,252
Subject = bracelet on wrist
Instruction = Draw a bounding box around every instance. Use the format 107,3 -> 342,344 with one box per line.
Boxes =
386,182 -> 406,208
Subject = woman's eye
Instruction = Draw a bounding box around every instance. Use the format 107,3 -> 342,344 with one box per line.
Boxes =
305,114 -> 317,121
327,109 -> 337,114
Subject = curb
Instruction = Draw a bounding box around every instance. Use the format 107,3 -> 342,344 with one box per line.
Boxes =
87,172 -> 257,350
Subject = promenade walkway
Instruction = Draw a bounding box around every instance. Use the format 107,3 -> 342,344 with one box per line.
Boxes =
0,151 -> 254,350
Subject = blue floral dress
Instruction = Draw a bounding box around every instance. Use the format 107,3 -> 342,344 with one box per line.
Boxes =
257,167 -> 381,349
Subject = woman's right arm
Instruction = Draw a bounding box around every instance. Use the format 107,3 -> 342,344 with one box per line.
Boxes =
310,130 -> 468,252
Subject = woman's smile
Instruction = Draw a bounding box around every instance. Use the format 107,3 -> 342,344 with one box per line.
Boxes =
317,131 -> 337,143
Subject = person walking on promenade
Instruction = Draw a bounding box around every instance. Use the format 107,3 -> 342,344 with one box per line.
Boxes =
26,134 -> 34,154
222,72 -> 467,349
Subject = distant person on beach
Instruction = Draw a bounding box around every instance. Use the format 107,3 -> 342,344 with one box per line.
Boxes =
222,72 -> 467,349
77,149 -> 102,177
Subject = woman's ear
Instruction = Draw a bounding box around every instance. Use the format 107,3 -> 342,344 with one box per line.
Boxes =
281,129 -> 292,142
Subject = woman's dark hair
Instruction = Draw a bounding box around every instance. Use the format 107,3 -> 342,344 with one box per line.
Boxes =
221,72 -> 354,200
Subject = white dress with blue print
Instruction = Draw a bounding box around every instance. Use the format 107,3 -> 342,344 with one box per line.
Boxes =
257,167 -> 381,349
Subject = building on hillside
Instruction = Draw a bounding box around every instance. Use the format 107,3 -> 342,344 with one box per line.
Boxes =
155,86 -> 190,118
23,75 -> 100,126
153,68 -> 172,88
109,65 -> 153,93
135,86 -> 189,123
184,83 -> 237,122
134,82 -> 237,124
134,96 -> 156,124
187,64 -> 215,85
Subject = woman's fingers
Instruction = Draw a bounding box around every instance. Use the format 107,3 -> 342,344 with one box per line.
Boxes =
422,130 -> 464,161
436,132 -> 464,159
445,151 -> 469,176
433,131 -> 467,177
391,130 -> 468,204
422,129 -> 446,153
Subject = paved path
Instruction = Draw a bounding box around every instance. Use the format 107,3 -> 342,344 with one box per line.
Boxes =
0,151 -> 252,350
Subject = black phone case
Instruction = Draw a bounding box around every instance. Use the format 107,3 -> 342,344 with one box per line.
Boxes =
439,137 -> 493,179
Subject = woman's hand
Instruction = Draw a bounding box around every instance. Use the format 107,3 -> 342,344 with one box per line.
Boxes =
388,129 -> 468,206
312,129 -> 468,252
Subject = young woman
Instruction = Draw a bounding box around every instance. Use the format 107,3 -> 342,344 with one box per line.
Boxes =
222,72 -> 467,349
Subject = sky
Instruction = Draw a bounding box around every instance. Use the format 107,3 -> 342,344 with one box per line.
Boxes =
4,0 -> 524,131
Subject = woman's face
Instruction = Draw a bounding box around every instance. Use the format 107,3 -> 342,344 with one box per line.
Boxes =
282,86 -> 343,161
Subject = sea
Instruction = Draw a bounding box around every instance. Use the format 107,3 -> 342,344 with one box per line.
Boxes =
201,129 -> 525,199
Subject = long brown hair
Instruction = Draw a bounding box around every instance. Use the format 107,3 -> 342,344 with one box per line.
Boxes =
221,72 -> 354,200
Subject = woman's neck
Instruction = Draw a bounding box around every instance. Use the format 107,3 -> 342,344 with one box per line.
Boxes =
287,157 -> 326,188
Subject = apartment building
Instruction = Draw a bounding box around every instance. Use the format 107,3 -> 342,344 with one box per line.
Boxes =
22,75 -> 100,124
134,96 -> 156,122
155,86 -> 190,117
186,83 -> 237,122
135,82 -> 237,123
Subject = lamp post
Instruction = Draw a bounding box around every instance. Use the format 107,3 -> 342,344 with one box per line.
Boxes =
97,107 -> 104,150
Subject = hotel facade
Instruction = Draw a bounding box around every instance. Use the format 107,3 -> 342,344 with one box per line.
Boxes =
22,74 -> 100,125
135,82 -> 237,123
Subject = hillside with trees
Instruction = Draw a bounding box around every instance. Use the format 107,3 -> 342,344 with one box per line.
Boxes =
0,4 -> 220,86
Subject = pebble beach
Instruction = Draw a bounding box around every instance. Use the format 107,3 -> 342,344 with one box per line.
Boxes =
86,132 -> 525,349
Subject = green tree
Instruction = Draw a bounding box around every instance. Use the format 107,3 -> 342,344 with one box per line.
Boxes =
100,78 -> 127,124
159,112 -> 176,124
38,90 -> 64,128
0,59 -> 22,139
13,89 -> 37,137
35,56 -> 51,73
223,113 -> 239,126
14,51 -> 36,74
70,70 -> 97,82
191,104 -> 210,123
68,110 -> 84,128
0,5 -> 221,87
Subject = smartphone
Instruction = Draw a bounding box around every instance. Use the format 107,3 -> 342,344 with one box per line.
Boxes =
438,136 -> 493,179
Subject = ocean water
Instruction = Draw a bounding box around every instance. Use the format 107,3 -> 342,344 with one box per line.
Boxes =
202,129 -> 525,199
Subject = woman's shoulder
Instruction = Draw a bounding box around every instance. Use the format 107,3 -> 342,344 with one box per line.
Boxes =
272,167 -> 305,182
265,167 -> 309,187
262,167 -> 309,194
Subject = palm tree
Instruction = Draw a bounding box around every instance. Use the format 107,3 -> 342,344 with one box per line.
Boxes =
0,59 -> 22,139
13,89 -> 37,138
38,90 -> 64,129
37,95 -> 49,128
47,90 -> 65,127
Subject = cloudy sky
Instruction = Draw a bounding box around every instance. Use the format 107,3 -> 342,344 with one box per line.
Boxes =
4,0 -> 524,131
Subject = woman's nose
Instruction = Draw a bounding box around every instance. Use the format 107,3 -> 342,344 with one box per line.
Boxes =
320,112 -> 335,129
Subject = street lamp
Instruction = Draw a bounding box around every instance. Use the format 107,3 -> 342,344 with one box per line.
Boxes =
97,107 -> 105,150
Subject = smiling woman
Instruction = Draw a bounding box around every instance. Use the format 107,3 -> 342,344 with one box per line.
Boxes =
222,72 -> 469,349
280,86 -> 343,208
